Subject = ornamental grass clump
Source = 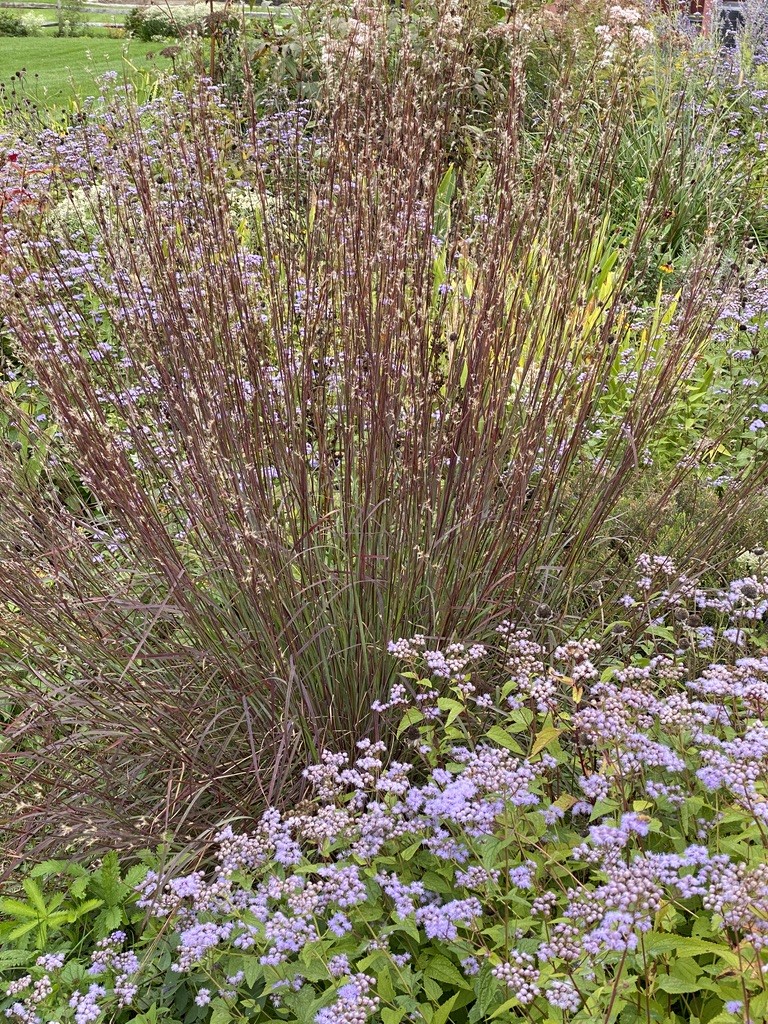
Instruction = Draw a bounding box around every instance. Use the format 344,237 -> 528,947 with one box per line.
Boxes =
0,2 -> 766,853
4,571 -> 768,1023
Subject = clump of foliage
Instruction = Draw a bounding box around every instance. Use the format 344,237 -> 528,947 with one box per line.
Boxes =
1,1 -> 768,853
124,4 -> 238,43
0,12 -> 29,37
55,0 -> 86,38
124,7 -> 182,42
4,562 -> 768,1023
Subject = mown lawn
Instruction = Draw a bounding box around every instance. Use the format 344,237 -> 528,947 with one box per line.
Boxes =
0,36 -> 171,105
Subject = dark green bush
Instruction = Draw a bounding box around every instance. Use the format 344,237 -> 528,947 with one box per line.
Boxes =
124,7 -> 179,41
0,12 -> 28,36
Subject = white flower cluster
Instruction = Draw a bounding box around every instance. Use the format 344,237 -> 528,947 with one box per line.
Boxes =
595,6 -> 654,65
319,7 -> 380,72
48,184 -> 110,240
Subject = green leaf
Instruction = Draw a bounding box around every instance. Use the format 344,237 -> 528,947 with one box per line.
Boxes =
209,1000 -> 231,1024
124,865 -> 150,889
422,955 -> 471,989
644,933 -> 739,967
0,950 -> 34,969
530,726 -> 562,758
469,966 -> 499,1023
437,697 -> 465,728
390,916 -> 421,942
423,976 -> 443,1002
431,993 -> 459,1024
243,958 -> 262,988
377,967 -> 396,1003
29,860 -> 88,880
96,905 -> 125,936
490,997 -> 519,1019
397,708 -> 424,738
421,871 -> 453,895
20,880 -> 47,921
70,877 -> 89,900
7,920 -> 39,940
95,851 -> 124,905
381,1010 -> 405,1024
485,726 -> 524,755
400,839 -> 423,862
0,898 -> 40,920
552,793 -> 578,812
655,974 -> 711,995
70,899 -> 104,919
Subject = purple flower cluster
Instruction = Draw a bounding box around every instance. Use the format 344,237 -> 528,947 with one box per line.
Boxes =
9,605 -> 768,1024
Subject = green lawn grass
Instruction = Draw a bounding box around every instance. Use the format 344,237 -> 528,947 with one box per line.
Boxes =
0,36 -> 171,106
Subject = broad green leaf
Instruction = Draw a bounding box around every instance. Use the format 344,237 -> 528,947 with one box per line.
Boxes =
530,727 -> 562,758
490,996 -> 520,1018
656,974 -> 712,995
432,993 -> 459,1024
552,793 -> 578,812
423,976 -> 443,1003
243,957 -> 262,988
469,966 -> 499,1023
422,954 -> 470,989
437,697 -> 465,728
401,839 -> 422,861
377,967 -> 396,1004
397,708 -> 424,738
485,725 -> 524,755
209,999 -> 231,1024
644,933 -> 740,967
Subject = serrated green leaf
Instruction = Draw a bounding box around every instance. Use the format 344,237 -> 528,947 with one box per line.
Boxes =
423,976 -> 442,1002
96,905 -> 125,936
469,966 -> 499,1023
22,878 -> 48,916
655,974 -> 711,995
400,839 -> 422,861
243,958 -> 262,988
390,915 -> 421,941
485,725 -> 524,755
421,954 -> 470,989
95,851 -> 124,905
70,898 -> 104,919
490,996 -> 519,1019
644,933 -> 739,967
209,1000 -> 231,1024
29,860 -> 88,880
0,897 -> 40,920
431,993 -> 459,1024
530,726 -> 562,758
377,966 -> 396,1003
7,920 -> 38,940
70,877 -> 88,900
124,865 -> 150,889
397,708 -> 424,738
0,950 -> 34,969
552,793 -> 578,812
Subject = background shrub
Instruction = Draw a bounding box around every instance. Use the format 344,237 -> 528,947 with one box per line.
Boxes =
0,12 -> 29,37
125,7 -> 181,41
